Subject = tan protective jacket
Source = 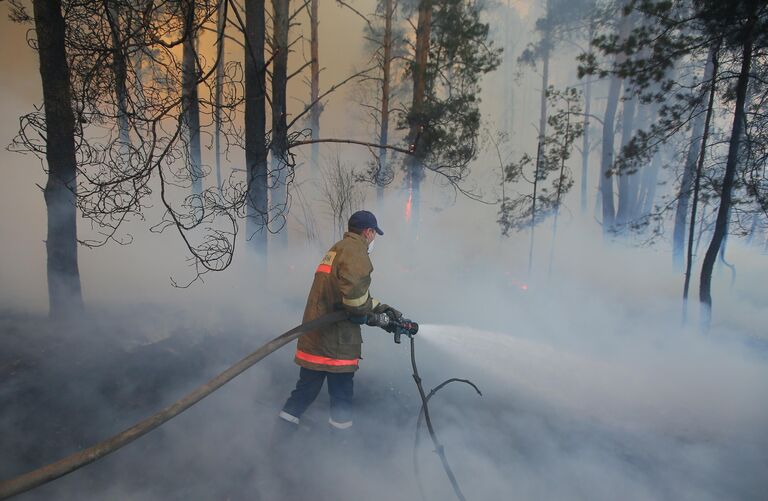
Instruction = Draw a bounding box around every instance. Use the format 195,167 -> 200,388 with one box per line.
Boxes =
294,232 -> 380,373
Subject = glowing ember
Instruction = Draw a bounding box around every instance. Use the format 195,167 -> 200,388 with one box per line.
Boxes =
505,273 -> 529,291
405,190 -> 413,223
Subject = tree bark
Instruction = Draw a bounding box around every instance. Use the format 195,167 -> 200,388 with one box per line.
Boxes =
599,13 -> 632,235
214,0 -> 227,193
615,93 -> 636,227
580,21 -> 595,215
181,0 -> 203,195
536,0 -> 551,152
376,0 -> 394,204
270,0 -> 290,247
309,0 -> 320,169
406,0 -> 432,231
699,6 -> 756,329
33,0 -> 84,317
245,0 -> 268,257
673,46 -> 717,270
548,105 -> 571,278
683,43 -> 718,325
106,1 -> 130,149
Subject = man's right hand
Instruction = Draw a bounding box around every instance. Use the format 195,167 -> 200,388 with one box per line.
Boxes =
373,303 -> 403,321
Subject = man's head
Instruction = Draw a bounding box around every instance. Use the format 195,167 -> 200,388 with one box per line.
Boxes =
348,210 -> 384,244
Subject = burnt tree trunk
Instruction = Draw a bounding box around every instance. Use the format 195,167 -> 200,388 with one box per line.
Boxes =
615,93 -> 636,228
699,6 -> 756,329
405,0 -> 432,231
270,0 -> 290,246
106,1 -> 130,149
599,13 -> 632,235
214,0 -> 227,193
580,19 -> 595,215
245,0 -> 268,257
673,46 -> 717,270
309,0 -> 320,169
376,0 -> 394,204
33,0 -> 84,317
181,0 -> 203,194
682,45 -> 718,326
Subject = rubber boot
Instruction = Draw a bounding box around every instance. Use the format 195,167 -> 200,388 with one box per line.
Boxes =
327,419 -> 355,451
269,413 -> 299,451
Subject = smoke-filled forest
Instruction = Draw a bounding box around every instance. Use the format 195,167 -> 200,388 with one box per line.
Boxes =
0,0 -> 766,499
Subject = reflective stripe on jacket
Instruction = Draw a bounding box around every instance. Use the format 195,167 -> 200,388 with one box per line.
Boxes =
295,232 -> 379,373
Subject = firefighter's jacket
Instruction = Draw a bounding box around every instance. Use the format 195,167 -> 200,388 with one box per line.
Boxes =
295,232 -> 380,373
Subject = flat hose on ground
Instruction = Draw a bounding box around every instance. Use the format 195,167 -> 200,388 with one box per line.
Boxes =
0,310 -> 349,500
409,335 -> 482,501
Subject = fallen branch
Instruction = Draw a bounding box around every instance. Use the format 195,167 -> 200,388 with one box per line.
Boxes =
289,137 -> 413,155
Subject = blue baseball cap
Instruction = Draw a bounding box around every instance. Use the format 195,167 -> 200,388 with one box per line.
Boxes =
349,210 -> 384,235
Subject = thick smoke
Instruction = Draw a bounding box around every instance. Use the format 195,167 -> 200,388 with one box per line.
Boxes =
2,202 -> 767,500
2,1 -> 767,500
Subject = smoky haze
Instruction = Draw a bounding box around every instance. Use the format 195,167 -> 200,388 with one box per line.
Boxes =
1,1 -> 767,501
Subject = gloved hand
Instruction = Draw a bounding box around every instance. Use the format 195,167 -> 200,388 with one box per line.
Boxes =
373,303 -> 402,321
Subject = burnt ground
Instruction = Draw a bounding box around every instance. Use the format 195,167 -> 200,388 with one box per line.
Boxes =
0,309 -> 255,495
0,309 -> 423,500
3,309 -> 768,501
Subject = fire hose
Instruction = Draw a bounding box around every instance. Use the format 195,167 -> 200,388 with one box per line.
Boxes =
0,310 -> 348,499
0,311 -> 479,501
368,312 -> 481,501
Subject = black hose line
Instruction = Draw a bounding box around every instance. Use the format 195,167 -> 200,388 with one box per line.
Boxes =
409,335 -> 482,501
0,310 -> 349,500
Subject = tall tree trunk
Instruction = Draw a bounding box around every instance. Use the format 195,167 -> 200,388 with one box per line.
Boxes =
106,2 -> 130,150
33,0 -> 84,317
599,14 -> 632,235
270,0 -> 290,247
683,42 -> 720,325
245,0 -> 268,257
214,0 -> 227,193
616,93 -> 637,228
309,0 -> 320,168
406,0 -> 432,231
528,0 -> 552,273
745,213 -> 759,246
638,147 -> 660,217
181,0 -> 203,195
673,46 -> 717,270
528,140 -> 542,274
534,0 -> 551,181
683,42 -> 718,326
580,21 -> 595,215
548,107 -> 571,278
503,0 -> 515,137
377,0 -> 394,205
699,7 -> 756,329
600,75 -> 622,233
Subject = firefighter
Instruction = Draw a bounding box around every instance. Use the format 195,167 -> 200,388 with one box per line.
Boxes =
275,210 -> 402,436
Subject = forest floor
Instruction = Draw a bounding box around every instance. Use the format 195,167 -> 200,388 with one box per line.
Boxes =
0,309 -> 421,500
2,307 -> 767,501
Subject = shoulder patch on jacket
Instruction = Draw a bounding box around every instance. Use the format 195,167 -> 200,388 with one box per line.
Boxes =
316,251 -> 336,274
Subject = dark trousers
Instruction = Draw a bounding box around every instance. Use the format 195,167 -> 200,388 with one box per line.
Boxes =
282,367 -> 354,425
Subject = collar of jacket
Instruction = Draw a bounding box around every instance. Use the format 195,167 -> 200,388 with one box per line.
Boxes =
343,231 -> 369,248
